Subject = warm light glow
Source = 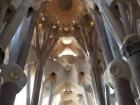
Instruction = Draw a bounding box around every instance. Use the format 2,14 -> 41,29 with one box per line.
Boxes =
90,22 -> 94,26
53,25 -> 57,29
62,37 -> 73,44
64,27 -> 69,31
40,13 -> 43,16
53,58 -> 56,62
71,27 -> 74,30
59,27 -> 62,30
39,23 -> 42,27
41,17 -> 45,21
59,47 -> 77,57
50,35 -> 53,38
73,20 -> 76,24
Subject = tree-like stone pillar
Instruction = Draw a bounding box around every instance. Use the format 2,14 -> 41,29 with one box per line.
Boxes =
105,59 -> 136,105
122,35 -> 140,96
91,10 -> 114,105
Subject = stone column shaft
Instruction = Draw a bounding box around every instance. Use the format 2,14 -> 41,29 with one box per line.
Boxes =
0,64 -> 27,105
31,62 -> 43,105
92,10 -> 113,65
0,1 -> 8,32
114,78 -> 136,105
98,1 -> 125,45
122,35 -> 140,95
26,66 -> 31,105
117,1 -> 131,35
17,11 -> 37,69
0,83 -> 18,105
48,81 -> 54,105
127,53 -> 140,94
91,10 -> 114,105
9,16 -> 32,64
0,1 -> 29,50
106,59 -> 136,105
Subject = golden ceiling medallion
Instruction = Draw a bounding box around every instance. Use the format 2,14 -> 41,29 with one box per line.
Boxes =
46,0 -> 86,26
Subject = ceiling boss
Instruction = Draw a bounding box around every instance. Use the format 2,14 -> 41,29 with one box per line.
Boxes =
45,0 -> 86,26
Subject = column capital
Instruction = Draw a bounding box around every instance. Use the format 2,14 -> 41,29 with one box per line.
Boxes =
122,35 -> 140,58
1,64 -> 27,92
104,59 -> 131,87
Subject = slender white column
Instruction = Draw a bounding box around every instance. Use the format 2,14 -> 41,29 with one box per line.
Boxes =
48,81 -> 54,105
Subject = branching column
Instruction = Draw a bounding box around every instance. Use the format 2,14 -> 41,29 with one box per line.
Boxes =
95,0 -> 140,100
91,10 -> 114,105
90,36 -> 106,105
